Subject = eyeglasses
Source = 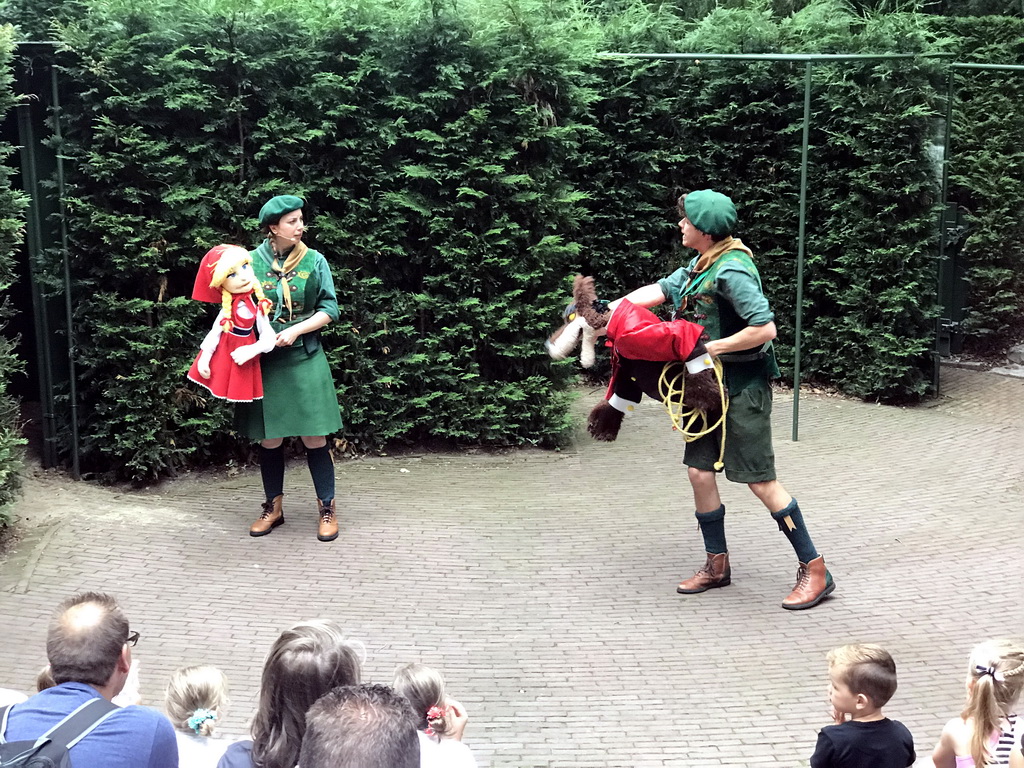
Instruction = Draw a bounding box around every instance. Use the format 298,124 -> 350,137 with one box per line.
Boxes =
126,631 -> 140,647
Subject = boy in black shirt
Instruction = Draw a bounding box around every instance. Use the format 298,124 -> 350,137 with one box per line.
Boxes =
810,644 -> 915,768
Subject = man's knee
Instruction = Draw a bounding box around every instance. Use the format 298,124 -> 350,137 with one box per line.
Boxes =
748,479 -> 774,498
688,466 -> 717,489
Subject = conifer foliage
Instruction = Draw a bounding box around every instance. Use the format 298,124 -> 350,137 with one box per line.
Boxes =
3,0 -> 1018,481
0,25 -> 26,521
51,0 -> 587,480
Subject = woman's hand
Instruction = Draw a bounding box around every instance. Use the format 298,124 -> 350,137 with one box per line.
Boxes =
276,327 -> 301,347
445,697 -> 468,741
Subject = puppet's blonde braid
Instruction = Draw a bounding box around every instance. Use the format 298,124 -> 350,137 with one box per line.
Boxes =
251,281 -> 272,316
219,289 -> 234,332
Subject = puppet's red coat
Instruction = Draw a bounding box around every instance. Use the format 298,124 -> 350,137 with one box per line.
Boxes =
603,300 -> 706,400
187,294 -> 264,403
606,300 -> 705,361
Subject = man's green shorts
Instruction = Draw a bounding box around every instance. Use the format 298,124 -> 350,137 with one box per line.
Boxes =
683,377 -> 776,484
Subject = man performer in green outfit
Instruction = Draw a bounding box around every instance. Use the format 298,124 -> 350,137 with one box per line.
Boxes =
609,189 -> 834,610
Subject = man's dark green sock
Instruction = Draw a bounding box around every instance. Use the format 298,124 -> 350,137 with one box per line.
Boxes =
770,498 -> 819,563
696,504 -> 727,554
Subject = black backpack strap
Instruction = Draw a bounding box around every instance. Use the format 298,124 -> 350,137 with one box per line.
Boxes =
33,698 -> 119,750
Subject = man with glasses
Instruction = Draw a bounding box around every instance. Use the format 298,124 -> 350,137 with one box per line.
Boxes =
0,592 -> 177,767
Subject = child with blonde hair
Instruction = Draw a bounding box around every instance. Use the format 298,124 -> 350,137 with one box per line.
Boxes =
810,644 -> 915,768
933,639 -> 1024,767
393,663 -> 477,768
165,665 -> 232,768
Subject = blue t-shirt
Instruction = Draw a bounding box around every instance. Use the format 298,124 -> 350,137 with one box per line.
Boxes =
216,739 -> 254,768
2,682 -> 177,768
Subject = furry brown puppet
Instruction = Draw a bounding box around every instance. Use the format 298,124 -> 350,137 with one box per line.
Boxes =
547,276 -> 726,453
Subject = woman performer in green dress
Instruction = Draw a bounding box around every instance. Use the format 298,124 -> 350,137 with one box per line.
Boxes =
236,195 -> 343,542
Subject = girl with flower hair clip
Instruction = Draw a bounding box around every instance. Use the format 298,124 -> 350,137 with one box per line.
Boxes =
933,639 -> 1024,767
165,665 -> 234,768
187,244 -> 277,403
393,663 -> 477,768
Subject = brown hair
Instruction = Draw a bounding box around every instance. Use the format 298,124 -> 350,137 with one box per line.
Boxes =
299,684 -> 419,768
392,663 -> 450,737
36,665 -> 55,692
963,639 -> 1024,767
827,644 -> 898,708
250,620 -> 364,768
46,592 -> 129,687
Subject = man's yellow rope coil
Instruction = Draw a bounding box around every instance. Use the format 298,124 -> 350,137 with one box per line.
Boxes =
656,358 -> 730,470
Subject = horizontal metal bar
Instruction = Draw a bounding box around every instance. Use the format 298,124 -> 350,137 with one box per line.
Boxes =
951,63 -> 1024,72
599,52 -> 954,62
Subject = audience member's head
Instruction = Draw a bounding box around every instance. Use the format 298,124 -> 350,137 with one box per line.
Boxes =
300,684 -> 419,768
165,665 -> 229,737
962,639 -> 1024,766
826,643 -> 898,712
393,662 -> 450,737
36,665 -> 55,692
251,620 -> 365,768
46,592 -> 132,693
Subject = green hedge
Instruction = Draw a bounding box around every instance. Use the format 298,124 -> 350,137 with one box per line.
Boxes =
0,24 -> 27,523
51,0 -> 588,481
3,0 -> 1001,481
928,16 -> 1024,354
575,2 -> 942,399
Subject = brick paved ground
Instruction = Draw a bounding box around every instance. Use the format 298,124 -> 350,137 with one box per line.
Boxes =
1,365 -> 1023,767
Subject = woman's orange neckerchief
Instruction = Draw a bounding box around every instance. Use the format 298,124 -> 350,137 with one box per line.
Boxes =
270,240 -> 308,321
678,236 -> 754,311
690,236 -> 752,276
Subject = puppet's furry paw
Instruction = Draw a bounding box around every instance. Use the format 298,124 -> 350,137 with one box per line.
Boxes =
682,368 -> 723,414
588,400 -> 624,441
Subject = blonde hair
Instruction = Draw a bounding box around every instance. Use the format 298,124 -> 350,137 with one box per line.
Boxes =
392,663 -> 450,738
165,665 -> 229,738
827,644 -> 898,708
209,245 -> 269,331
963,639 -> 1024,767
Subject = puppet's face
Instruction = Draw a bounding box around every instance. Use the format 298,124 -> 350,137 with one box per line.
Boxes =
221,260 -> 257,294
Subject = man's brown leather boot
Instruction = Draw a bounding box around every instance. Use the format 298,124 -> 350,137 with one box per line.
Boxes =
317,499 -> 338,542
782,555 -> 835,610
250,495 -> 284,537
676,552 -> 731,594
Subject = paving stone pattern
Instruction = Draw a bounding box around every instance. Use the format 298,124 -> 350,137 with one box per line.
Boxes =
1,367 -> 1023,767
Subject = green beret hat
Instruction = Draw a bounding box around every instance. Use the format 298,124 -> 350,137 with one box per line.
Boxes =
684,189 -> 737,237
258,195 -> 305,226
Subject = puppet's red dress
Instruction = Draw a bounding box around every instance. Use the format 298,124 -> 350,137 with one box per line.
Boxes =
187,294 -> 264,402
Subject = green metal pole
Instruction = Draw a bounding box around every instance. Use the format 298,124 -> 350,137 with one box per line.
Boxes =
51,64 -> 80,480
600,52 -> 953,63
16,104 -> 57,467
935,68 -> 955,398
792,60 -> 812,442
950,62 -> 1024,72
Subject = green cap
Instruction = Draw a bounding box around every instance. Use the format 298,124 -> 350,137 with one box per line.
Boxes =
684,190 -> 737,237
258,195 -> 305,226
